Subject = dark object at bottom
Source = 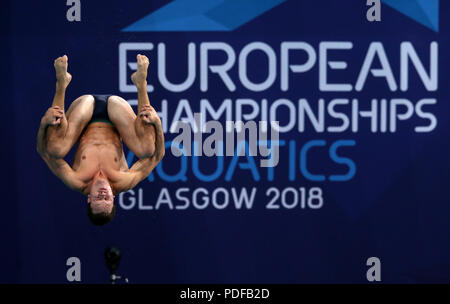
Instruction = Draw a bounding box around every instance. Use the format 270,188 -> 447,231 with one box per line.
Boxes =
104,246 -> 129,284
104,246 -> 121,273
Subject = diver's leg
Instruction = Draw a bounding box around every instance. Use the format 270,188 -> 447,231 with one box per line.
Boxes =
108,54 -> 156,158
46,56 -> 95,158
108,94 -> 155,159
51,55 -> 72,108
46,94 -> 94,158
130,54 -> 151,114
46,55 -> 72,157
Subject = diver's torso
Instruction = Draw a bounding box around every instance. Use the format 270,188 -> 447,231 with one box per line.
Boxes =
72,122 -> 126,188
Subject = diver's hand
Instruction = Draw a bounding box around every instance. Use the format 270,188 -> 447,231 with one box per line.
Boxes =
42,106 -> 64,126
138,105 -> 160,125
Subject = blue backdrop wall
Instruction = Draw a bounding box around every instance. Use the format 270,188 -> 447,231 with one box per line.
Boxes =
2,0 -> 450,283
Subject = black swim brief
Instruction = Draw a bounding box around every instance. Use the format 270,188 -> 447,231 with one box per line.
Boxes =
89,94 -> 113,125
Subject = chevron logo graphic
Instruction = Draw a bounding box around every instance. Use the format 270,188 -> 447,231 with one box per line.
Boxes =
381,0 -> 439,32
122,0 -> 439,32
122,0 -> 286,32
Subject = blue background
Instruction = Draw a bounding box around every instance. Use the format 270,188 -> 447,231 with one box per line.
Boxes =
1,0 -> 450,283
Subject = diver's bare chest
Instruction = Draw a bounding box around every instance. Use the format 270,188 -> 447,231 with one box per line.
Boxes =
73,143 -> 122,172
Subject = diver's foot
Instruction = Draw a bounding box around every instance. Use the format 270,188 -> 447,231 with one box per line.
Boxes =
54,55 -> 72,89
131,54 -> 149,89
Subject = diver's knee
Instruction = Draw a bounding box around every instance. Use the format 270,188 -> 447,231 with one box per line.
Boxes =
108,95 -> 132,110
46,143 -> 67,159
80,94 -> 95,102
135,144 -> 155,159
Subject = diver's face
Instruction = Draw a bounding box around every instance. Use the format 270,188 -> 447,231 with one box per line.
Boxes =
88,178 -> 114,214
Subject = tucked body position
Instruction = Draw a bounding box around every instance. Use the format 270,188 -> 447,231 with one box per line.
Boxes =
37,54 -> 165,225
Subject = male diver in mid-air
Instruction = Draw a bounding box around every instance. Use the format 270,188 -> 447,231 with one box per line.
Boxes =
37,54 -> 165,225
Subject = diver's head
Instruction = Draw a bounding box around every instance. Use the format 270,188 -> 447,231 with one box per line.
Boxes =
87,172 -> 116,225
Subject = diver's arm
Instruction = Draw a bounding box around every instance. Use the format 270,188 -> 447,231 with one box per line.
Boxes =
37,106 -> 67,158
40,152 -> 86,193
131,108 -> 165,180
133,106 -> 156,158
37,119 -> 49,156
146,108 -> 165,162
115,119 -> 165,192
